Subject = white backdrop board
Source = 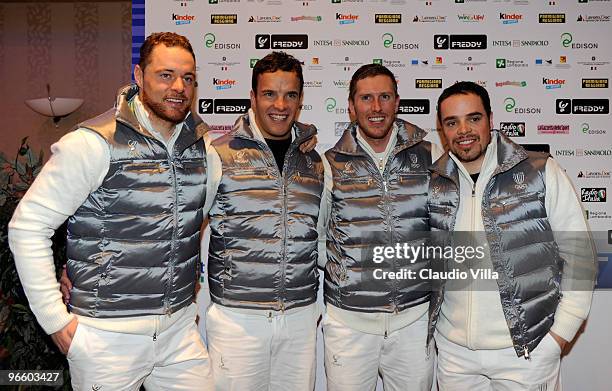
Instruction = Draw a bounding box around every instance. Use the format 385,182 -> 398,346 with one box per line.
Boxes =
132,0 -> 612,389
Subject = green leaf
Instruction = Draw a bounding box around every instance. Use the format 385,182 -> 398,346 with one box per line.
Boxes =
15,161 -> 25,175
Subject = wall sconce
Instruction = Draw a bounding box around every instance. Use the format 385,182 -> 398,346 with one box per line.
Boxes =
25,84 -> 83,128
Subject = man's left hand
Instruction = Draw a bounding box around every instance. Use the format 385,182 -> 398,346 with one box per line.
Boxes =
549,330 -> 569,352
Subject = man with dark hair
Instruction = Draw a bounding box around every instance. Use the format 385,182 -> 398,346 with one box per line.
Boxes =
428,81 -> 596,390
203,51 -> 323,390
318,63 -> 442,391
9,32 -> 213,390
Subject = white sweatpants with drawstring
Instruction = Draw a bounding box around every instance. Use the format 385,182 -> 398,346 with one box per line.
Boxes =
67,304 -> 213,391
322,311 -> 434,391
435,331 -> 561,391
205,302 -> 319,391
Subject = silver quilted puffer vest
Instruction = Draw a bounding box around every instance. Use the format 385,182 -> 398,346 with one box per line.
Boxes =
427,131 -> 560,357
324,120 -> 432,313
208,114 -> 323,311
66,84 -> 207,318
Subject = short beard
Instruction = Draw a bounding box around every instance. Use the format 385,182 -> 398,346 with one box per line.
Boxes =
452,143 -> 487,163
141,88 -> 189,125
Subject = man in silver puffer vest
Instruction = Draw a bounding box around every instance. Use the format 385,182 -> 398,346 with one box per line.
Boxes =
203,52 -> 323,390
428,81 -> 596,390
319,64 -> 443,391
9,33 -> 213,390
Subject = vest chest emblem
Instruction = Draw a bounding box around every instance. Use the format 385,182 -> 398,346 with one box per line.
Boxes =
409,153 -> 420,169
234,150 -> 248,165
128,140 -> 139,157
513,171 -> 527,191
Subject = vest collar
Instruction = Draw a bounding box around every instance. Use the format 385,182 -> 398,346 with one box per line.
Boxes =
332,118 -> 427,157
114,84 -> 208,152
491,130 -> 529,176
429,130 -> 529,184
231,113 -> 318,147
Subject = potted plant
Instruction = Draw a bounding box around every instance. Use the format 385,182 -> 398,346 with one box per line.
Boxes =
0,137 -> 70,390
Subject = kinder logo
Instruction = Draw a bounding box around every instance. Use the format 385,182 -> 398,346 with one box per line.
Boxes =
375,14 -> 401,23
500,122 -> 525,137
435,35 -> 487,49
256,34 -> 308,49
582,78 -> 609,88
581,188 -> 607,203
210,14 -> 237,24
199,99 -> 250,114
500,13 -> 523,24
557,99 -> 610,114
543,78 -> 565,89
336,13 -> 359,24
213,78 -> 236,90
539,13 -> 566,23
397,99 -> 430,114
173,13 -> 195,25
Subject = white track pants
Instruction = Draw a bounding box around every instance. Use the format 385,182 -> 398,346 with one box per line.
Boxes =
323,312 -> 434,391
205,302 -> 319,391
67,305 -> 213,391
436,332 -> 561,391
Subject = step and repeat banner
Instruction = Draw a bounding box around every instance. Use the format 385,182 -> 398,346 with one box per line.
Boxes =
131,1 -> 611,388
131,0 -> 611,273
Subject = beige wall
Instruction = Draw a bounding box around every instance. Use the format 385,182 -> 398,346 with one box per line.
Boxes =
0,1 -> 131,159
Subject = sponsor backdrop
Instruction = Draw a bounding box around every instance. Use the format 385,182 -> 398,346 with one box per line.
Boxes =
133,0 -> 611,389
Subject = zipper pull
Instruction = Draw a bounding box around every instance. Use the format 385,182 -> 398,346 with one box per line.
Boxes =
384,330 -> 388,339
524,346 -> 530,360
383,181 -> 388,193
153,332 -> 157,342
268,311 -> 273,323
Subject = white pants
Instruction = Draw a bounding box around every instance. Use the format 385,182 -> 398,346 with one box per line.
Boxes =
205,303 -> 319,391
436,332 -> 561,391
67,305 -> 213,391
323,312 -> 434,391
